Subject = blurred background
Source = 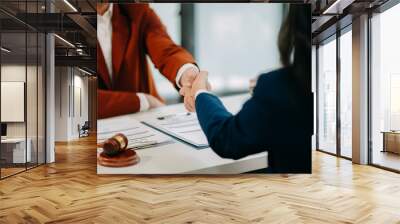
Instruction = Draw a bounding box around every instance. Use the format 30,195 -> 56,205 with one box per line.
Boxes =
149,3 -> 285,103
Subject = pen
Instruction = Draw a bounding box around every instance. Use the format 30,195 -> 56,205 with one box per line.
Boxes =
157,112 -> 191,120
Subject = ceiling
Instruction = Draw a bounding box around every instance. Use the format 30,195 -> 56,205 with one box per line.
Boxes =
310,0 -> 391,44
0,0 -> 395,72
0,0 -> 96,73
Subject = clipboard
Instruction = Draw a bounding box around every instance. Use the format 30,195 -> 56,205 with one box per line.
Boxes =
142,112 -> 209,149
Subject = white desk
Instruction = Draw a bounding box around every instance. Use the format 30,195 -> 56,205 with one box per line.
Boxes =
1,138 -> 32,163
97,94 -> 268,174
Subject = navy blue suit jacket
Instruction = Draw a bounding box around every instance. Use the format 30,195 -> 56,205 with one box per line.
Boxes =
195,67 -> 313,173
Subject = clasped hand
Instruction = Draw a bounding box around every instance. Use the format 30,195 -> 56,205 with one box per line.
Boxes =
179,68 -> 211,112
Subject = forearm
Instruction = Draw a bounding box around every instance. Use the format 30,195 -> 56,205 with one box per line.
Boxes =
195,93 -> 245,159
98,89 -> 141,119
195,92 -> 268,159
196,93 -> 232,133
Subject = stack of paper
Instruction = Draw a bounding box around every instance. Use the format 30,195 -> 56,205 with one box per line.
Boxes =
98,116 -> 172,149
143,112 -> 209,148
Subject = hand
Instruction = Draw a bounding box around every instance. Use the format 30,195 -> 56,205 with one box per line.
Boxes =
190,71 -> 210,97
179,67 -> 199,97
183,94 -> 195,112
144,94 -> 165,109
181,85 -> 210,111
183,71 -> 210,112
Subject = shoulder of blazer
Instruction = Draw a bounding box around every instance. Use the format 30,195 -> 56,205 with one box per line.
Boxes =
253,67 -> 290,101
117,3 -> 150,22
255,67 -> 310,111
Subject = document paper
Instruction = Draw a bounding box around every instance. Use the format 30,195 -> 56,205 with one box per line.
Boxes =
98,116 -> 172,149
143,113 -> 209,148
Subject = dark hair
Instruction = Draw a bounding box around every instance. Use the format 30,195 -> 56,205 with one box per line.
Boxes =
278,4 -> 311,93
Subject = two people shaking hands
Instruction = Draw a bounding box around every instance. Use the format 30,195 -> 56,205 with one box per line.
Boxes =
179,69 -> 211,113
97,3 -> 312,173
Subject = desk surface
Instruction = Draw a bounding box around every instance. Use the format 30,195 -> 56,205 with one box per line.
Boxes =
97,94 -> 268,174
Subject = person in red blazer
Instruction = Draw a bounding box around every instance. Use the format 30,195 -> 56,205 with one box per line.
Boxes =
97,3 -> 199,119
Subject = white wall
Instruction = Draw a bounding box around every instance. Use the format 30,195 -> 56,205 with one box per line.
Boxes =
54,66 -> 69,141
75,74 -> 89,121
70,73 -> 89,139
1,65 -> 38,138
1,65 -> 25,137
1,65 -> 26,139
54,67 -> 89,141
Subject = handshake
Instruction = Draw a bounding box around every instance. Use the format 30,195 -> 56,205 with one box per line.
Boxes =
179,67 -> 211,112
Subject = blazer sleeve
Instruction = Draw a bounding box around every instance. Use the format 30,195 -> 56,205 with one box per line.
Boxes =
143,7 -> 196,86
98,89 -> 141,119
195,92 -> 273,160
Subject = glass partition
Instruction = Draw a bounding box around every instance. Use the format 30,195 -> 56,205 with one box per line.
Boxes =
317,37 -> 337,155
1,30 -> 28,178
0,0 -> 46,179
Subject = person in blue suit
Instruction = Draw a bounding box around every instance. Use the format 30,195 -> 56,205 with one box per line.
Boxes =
184,5 -> 313,173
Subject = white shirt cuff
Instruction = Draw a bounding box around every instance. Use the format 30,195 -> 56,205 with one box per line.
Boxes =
175,63 -> 199,88
137,93 -> 150,112
195,89 -> 212,100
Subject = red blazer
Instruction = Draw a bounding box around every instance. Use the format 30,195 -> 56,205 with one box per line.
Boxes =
97,4 -> 196,119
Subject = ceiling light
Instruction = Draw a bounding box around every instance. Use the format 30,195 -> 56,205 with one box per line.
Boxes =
63,0 -> 78,12
76,48 -> 85,55
1,47 -> 11,53
54,34 -> 75,48
323,0 -> 343,15
78,67 -> 93,76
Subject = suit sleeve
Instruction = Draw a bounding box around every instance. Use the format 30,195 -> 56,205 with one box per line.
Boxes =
98,89 -> 141,119
195,92 -> 272,160
143,7 -> 196,86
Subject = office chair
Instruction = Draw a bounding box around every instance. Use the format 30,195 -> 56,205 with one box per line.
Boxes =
78,121 -> 90,138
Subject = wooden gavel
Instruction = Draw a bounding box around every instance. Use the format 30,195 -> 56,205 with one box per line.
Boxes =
98,133 -> 140,167
102,133 -> 129,156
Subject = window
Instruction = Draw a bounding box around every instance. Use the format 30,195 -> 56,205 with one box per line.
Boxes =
195,3 -> 283,94
317,37 -> 337,154
371,3 -> 400,171
312,45 -> 317,150
339,29 -> 352,158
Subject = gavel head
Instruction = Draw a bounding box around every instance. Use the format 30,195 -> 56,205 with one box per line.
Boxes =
102,133 -> 128,156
